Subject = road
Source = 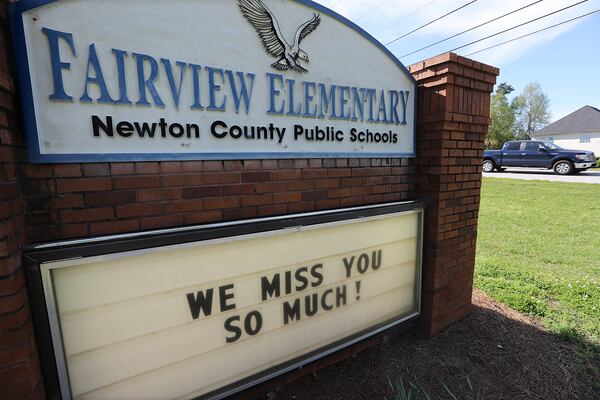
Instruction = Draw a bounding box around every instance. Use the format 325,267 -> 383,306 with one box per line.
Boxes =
483,168 -> 600,184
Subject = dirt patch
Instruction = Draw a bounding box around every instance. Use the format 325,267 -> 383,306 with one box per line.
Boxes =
266,289 -> 599,400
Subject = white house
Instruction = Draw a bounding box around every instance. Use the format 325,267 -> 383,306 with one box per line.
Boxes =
532,105 -> 600,155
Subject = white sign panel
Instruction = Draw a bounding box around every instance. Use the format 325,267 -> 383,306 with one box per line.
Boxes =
11,0 -> 416,163
36,206 -> 422,399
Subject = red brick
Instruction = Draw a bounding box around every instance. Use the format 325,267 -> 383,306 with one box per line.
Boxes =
221,184 -> 255,195
341,196 -> 364,207
59,224 -> 89,239
110,163 -> 134,175
116,203 -> 162,218
0,147 -> 14,164
412,53 -> 497,336
327,169 -> 351,178
316,198 -> 340,209
328,188 -> 352,198
287,180 -> 314,190
160,161 -> 183,173
0,357 -> 43,398
302,169 -> 327,179
315,179 -> 339,189
241,195 -> 272,207
255,181 -> 286,193
351,186 -> 373,196
161,174 -> 203,187
52,194 -> 83,209
308,159 -> 322,168
0,304 -> 30,330
0,182 -> 17,200
53,164 -> 81,178
183,210 -> 223,224
288,201 -> 315,213
261,160 -> 278,169
258,204 -> 287,216
0,270 -> 24,297
223,207 -> 258,220
365,176 -> 382,185
204,173 -> 240,185
0,286 -> 27,314
90,219 -> 140,236
85,191 -> 136,207
182,186 -> 220,198
273,192 -> 301,203
203,161 -> 223,171
82,163 -> 110,176
272,169 -> 301,180
164,200 -> 204,213
243,160 -> 261,170
294,159 -> 309,169
0,341 -> 31,369
302,190 -> 328,201
140,214 -> 184,230
341,177 -> 362,187
61,207 -> 113,223
57,178 -> 111,193
204,197 -> 239,210
241,171 -> 271,182
382,192 -> 403,202
182,161 -> 203,172
0,221 -> 11,239
135,162 -> 159,174
223,161 -> 243,171
137,188 -> 181,202
278,160 -> 294,168
322,159 -> 335,168
22,165 -> 51,178
113,176 -> 161,189
0,321 -> 34,351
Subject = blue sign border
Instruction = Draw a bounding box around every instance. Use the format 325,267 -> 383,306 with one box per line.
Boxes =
9,0 -> 418,164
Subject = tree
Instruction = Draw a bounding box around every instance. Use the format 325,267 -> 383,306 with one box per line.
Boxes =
513,82 -> 551,139
486,83 -> 516,149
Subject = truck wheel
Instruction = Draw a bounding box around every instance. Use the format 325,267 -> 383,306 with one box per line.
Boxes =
482,159 -> 495,173
553,160 -> 573,175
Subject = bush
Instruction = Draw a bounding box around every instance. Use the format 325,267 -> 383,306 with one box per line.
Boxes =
595,158 -> 600,168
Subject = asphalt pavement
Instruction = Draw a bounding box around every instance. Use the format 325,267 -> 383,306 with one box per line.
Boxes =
482,168 -> 600,184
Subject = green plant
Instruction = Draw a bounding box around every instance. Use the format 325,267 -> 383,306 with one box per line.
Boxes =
389,375 -> 481,400
475,178 -> 600,369
389,377 -> 431,400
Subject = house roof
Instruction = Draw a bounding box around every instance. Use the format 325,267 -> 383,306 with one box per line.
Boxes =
532,105 -> 600,136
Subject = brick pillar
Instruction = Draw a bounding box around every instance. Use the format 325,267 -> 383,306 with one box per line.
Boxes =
0,1 -> 45,398
409,53 -> 499,335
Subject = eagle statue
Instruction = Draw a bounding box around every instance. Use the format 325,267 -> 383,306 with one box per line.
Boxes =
238,0 -> 321,73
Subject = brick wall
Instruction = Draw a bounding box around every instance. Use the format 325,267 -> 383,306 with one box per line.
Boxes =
409,54 -> 499,335
0,0 -> 497,396
0,2 -> 45,398
21,158 -> 417,243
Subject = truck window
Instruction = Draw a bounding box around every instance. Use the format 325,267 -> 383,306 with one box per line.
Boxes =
505,142 -> 521,151
523,142 -> 540,151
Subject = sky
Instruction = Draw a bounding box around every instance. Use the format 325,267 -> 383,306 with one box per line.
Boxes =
318,0 -> 600,122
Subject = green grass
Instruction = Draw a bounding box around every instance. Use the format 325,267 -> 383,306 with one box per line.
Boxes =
475,178 -> 600,364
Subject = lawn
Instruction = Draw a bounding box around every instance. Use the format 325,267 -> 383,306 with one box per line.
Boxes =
475,178 -> 600,366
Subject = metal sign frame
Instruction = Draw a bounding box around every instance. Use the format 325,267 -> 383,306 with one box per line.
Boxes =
24,201 -> 424,399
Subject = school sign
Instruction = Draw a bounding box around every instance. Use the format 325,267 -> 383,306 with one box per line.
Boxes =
4,0 -> 500,399
11,0 -> 416,163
